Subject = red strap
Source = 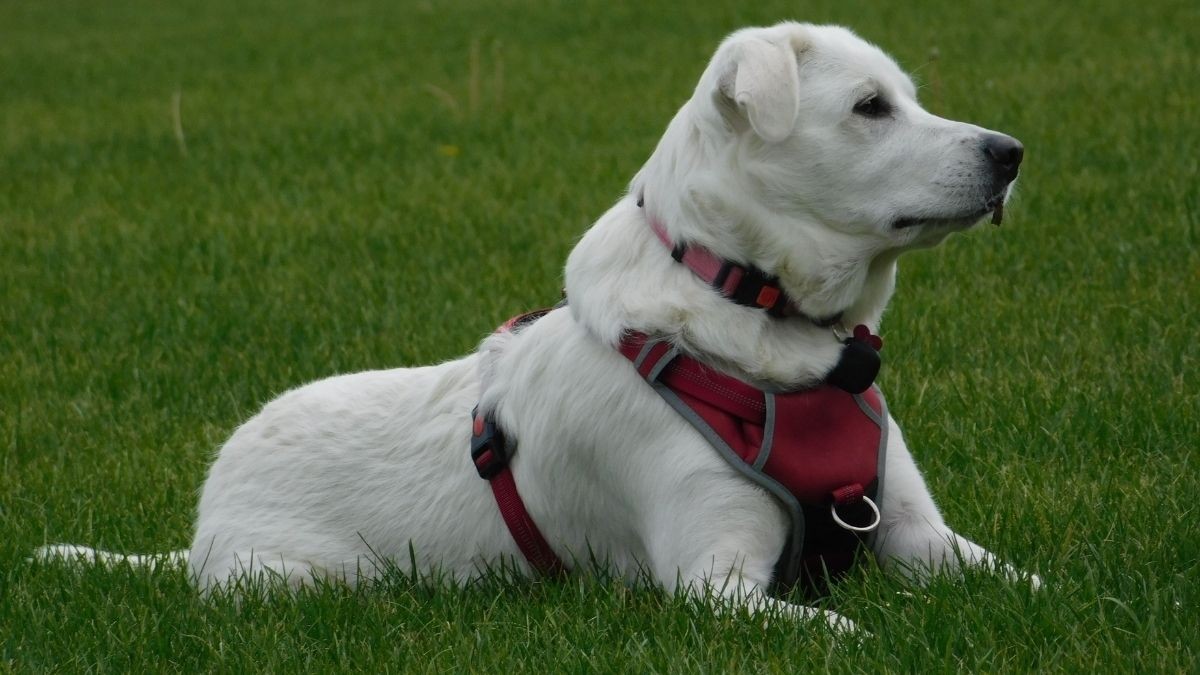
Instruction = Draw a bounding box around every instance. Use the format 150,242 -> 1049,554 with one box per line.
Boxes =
499,308 -> 554,333
647,216 -> 729,286
831,483 -> 864,505
474,313 -> 566,577
648,216 -> 739,288
619,332 -> 766,423
646,216 -> 788,314
487,468 -> 565,577
643,210 -> 845,327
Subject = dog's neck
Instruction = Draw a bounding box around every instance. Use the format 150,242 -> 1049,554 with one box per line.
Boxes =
563,103 -> 899,387
564,196 -> 897,389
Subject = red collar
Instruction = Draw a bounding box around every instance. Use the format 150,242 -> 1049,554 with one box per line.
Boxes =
639,197 -> 841,328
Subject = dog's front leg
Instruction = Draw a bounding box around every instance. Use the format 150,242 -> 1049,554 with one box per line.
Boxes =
644,489 -> 858,633
873,419 -> 1041,588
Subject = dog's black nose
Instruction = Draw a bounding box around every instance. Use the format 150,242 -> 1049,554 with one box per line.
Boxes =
982,134 -> 1024,183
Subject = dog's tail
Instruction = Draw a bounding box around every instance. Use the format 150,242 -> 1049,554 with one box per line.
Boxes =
31,544 -> 189,571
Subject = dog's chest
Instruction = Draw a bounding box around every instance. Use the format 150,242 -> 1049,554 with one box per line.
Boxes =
619,333 -> 887,590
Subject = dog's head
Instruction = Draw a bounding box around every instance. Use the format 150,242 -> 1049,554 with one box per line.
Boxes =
638,22 -> 1023,320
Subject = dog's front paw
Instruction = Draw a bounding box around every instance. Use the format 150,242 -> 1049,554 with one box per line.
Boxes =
1027,572 -> 1044,591
740,594 -> 863,635
779,604 -> 861,635
1003,565 -> 1043,591
821,609 -> 860,635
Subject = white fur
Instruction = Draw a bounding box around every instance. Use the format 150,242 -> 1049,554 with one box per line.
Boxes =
36,22 -> 1037,633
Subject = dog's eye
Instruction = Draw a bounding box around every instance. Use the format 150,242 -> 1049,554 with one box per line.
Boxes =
853,95 -> 890,118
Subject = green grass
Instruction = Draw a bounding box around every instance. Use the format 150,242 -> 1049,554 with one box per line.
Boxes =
2,0 -> 1197,671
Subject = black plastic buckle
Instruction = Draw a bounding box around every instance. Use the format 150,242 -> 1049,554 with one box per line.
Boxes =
724,264 -> 785,314
670,243 -> 687,263
470,406 -> 508,480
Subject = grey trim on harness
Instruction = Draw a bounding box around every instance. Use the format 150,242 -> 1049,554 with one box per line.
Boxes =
646,346 -> 680,383
854,388 -> 889,550
633,340 -> 657,371
753,392 -> 776,471
635,339 -> 682,384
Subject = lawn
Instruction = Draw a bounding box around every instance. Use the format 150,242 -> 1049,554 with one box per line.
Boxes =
2,0 -> 1197,671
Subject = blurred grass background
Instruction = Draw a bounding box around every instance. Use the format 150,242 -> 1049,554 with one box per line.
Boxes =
2,0 -> 1197,671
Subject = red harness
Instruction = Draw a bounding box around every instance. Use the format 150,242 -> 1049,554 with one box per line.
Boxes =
470,311 -> 888,591
470,203 -> 888,590
617,332 -> 886,590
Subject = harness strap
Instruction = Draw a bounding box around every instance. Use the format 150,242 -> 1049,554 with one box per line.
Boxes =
620,332 -> 766,422
472,406 -> 565,577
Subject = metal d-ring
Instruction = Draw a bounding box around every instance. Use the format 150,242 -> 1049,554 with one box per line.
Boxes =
830,495 -> 881,533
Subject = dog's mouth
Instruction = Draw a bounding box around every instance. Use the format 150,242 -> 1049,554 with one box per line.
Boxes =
892,212 -> 985,230
892,191 -> 1009,230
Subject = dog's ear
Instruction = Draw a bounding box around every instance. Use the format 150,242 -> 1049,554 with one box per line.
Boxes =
713,35 -> 802,143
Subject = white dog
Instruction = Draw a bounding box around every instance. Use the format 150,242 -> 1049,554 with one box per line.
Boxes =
40,22 -> 1034,632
